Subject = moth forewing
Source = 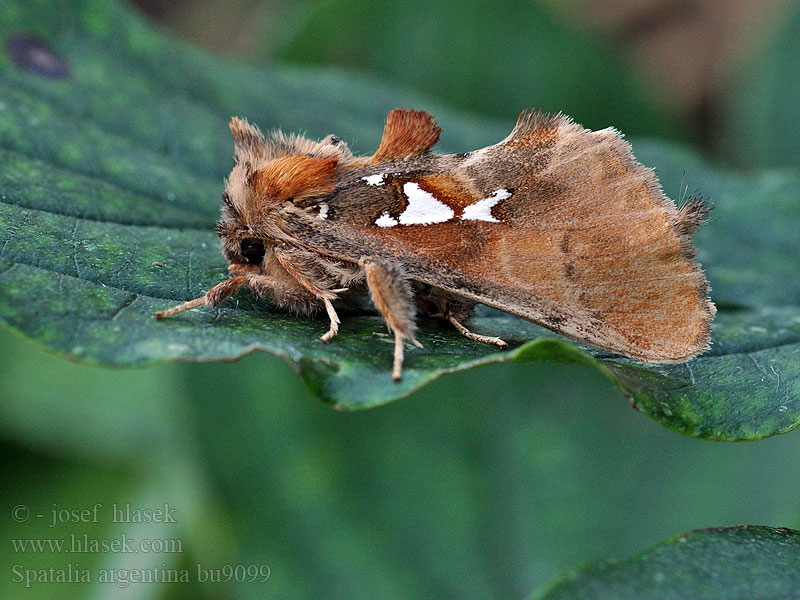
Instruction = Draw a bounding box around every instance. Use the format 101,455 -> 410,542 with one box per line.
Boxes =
155,108 -> 715,380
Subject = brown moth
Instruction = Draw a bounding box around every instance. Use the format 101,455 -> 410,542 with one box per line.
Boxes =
155,108 -> 716,380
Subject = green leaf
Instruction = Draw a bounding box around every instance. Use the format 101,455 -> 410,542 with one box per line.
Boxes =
531,526 -> 800,600
0,0 -> 798,439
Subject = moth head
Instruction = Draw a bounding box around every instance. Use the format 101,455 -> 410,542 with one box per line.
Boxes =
217,117 -> 348,267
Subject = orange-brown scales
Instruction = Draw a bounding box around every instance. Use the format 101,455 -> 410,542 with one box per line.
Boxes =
156,108 -> 715,380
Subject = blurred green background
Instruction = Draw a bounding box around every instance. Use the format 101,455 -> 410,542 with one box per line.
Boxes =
2,1 -> 800,598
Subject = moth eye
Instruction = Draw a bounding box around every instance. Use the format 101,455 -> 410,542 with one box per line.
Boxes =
240,238 -> 266,265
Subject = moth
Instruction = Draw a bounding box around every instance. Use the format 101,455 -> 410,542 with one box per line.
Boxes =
155,108 -> 715,380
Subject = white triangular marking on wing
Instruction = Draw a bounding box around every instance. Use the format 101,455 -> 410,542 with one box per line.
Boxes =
461,188 -> 510,222
375,212 -> 398,227
398,182 -> 454,225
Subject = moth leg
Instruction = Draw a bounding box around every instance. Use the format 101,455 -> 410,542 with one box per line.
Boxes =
319,297 -> 340,342
360,258 -> 422,381
417,293 -> 507,348
319,290 -> 355,342
273,246 -> 344,343
446,314 -> 508,348
154,276 -> 247,319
